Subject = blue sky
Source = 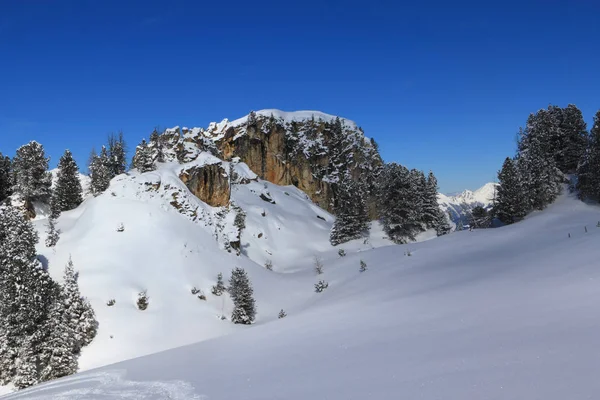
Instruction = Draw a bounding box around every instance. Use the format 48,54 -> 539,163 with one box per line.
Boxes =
1,0 -> 599,193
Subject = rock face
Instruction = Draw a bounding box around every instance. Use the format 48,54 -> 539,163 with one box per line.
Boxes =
179,163 -> 230,207
211,110 -> 382,213
141,110 -> 383,215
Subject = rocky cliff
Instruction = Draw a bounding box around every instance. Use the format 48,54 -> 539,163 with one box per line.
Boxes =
153,110 -> 382,214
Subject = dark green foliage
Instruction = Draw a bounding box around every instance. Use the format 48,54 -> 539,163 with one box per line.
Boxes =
376,163 -> 422,243
89,146 -> 112,195
132,139 -> 155,173
107,132 -> 128,177
329,173 -> 370,245
45,217 -> 60,247
469,206 -> 490,229
229,267 -> 256,324
496,157 -> 527,224
0,154 -> 11,202
577,110 -> 600,200
51,150 -> 83,216
12,141 -> 52,203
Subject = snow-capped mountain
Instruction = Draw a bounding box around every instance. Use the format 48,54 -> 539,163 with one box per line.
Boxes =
438,182 -> 497,223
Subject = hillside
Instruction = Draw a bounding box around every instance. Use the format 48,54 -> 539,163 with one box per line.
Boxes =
4,190 -> 600,399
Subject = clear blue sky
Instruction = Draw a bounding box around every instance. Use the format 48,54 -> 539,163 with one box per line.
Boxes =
1,0 -> 599,193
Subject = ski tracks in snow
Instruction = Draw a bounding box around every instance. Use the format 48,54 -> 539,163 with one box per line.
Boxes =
4,370 -> 206,400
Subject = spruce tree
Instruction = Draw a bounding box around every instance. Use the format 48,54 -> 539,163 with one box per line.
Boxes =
0,205 -> 56,386
330,174 -> 369,245
211,273 -> 226,296
89,146 -> 112,195
496,157 -> 527,224
12,141 -> 52,203
556,104 -> 588,173
45,217 -> 60,247
107,132 -> 127,178
577,110 -> 600,200
132,139 -> 155,173
376,163 -> 422,243
0,153 -> 11,202
62,257 -> 98,352
51,150 -> 83,215
149,130 -> 165,163
229,267 -> 256,325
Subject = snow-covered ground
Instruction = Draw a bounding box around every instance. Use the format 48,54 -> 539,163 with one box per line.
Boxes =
3,178 -> 600,398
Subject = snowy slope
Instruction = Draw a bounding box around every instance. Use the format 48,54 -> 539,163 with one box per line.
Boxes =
438,182 -> 497,223
5,190 -> 600,399
5,158 -> 390,380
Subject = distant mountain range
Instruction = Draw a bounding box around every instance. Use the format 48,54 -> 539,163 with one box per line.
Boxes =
438,183 -> 497,223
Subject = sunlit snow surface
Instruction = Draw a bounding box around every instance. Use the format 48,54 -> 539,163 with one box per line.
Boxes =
3,171 -> 600,398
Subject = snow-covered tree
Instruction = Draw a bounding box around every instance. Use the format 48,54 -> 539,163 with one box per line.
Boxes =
496,157 -> 527,224
376,163 -> 423,243
278,309 -> 287,319
469,206 -> 490,229
359,260 -> 367,272
45,217 -> 60,247
330,173 -> 369,245
229,267 -> 256,325
0,153 -> 11,202
577,110 -> 600,200
517,110 -> 564,211
12,141 -> 52,203
211,273 -> 226,296
132,139 -> 155,173
0,205 -> 56,386
107,132 -> 127,178
89,146 -> 112,195
62,257 -> 98,352
149,130 -> 165,164
51,150 -> 83,216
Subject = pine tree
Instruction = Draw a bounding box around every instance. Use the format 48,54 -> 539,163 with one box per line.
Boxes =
330,173 -> 369,245
496,157 -> 527,224
278,309 -> 287,319
211,273 -> 226,296
376,163 -> 423,243
51,150 -> 83,216
89,146 -> 112,195
556,104 -> 588,173
149,130 -> 165,163
359,260 -> 367,272
229,267 -> 256,325
577,110 -> 600,200
0,205 -> 56,386
12,141 -> 52,203
38,296 -> 78,382
62,257 -> 98,352
132,139 -> 155,173
0,154 -> 11,202
107,132 -> 127,178
517,110 -> 563,210
45,217 -> 60,247
469,206 -> 490,228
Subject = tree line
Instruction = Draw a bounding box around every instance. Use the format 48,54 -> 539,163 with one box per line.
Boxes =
495,105 -> 600,224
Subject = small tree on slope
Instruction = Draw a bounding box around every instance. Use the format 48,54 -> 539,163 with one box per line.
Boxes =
229,267 -> 256,325
89,146 -> 112,195
51,149 -> 83,216
45,217 -> 60,247
62,257 -> 98,352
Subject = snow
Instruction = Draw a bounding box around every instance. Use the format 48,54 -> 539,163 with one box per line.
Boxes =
3,179 -> 600,399
438,182 -> 498,223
